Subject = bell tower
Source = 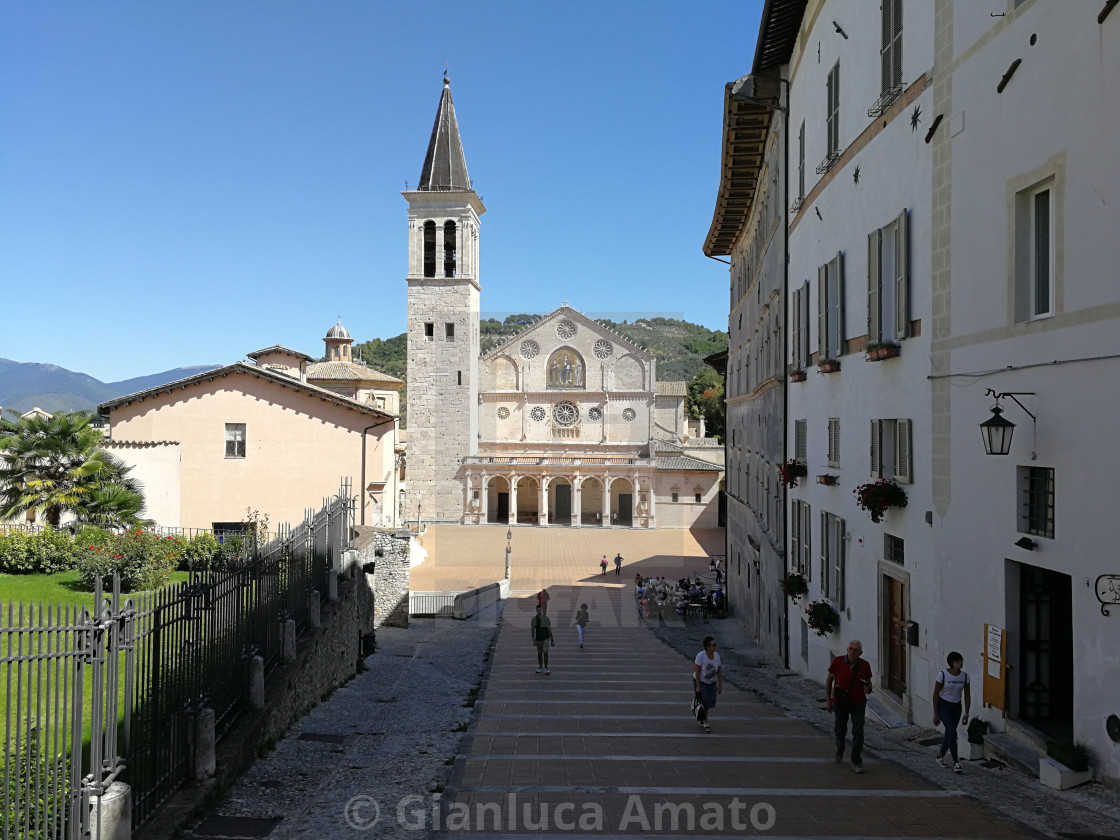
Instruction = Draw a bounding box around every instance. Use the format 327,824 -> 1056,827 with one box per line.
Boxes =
403,74 -> 485,524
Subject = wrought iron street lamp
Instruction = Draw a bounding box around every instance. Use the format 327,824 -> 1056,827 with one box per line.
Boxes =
505,528 -> 513,580
979,390 -> 1036,456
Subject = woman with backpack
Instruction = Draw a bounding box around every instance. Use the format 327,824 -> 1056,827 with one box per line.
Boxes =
932,651 -> 971,773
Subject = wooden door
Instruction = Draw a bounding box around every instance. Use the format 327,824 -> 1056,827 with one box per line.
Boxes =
884,576 -> 907,696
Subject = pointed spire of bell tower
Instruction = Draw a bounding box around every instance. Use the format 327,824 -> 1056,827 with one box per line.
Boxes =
417,71 -> 472,192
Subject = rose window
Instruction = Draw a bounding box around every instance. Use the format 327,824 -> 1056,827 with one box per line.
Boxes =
556,319 -> 576,339
552,402 -> 579,426
593,339 -> 613,360
530,406 -> 546,422
519,340 -> 540,360
496,407 -> 510,419
622,407 -> 637,422
587,407 -> 603,421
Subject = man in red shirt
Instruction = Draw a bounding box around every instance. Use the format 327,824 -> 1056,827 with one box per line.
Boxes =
825,639 -> 873,773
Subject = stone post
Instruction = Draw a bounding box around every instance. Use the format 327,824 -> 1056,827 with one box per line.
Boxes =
191,707 -> 216,781
248,655 -> 265,710
308,590 -> 321,629
328,570 -> 339,603
282,618 -> 297,663
89,781 -> 131,840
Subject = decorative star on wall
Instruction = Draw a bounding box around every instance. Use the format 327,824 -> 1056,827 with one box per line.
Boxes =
853,165 -> 861,185
814,207 -> 823,221
910,105 -> 922,131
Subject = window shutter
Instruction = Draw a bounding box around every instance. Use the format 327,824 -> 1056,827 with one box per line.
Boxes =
791,288 -> 802,369
868,229 -> 882,345
802,502 -> 812,581
828,417 -> 840,467
891,0 -> 903,90
801,281 -> 811,366
870,420 -> 882,478
832,253 -> 845,356
795,419 -> 807,461
791,501 -> 801,572
818,265 -> 828,360
895,208 -> 910,340
896,419 -> 912,483
834,517 -> 845,608
880,0 -> 893,94
820,510 -> 828,597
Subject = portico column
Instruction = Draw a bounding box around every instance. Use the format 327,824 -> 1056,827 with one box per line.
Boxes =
645,474 -> 656,527
603,476 -> 612,526
481,474 -> 489,524
573,477 -> 582,527
509,474 -> 518,525
540,476 -> 549,526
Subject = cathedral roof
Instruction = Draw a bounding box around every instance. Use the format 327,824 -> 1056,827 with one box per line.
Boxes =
480,306 -> 651,362
326,320 -> 351,340
655,381 -> 688,397
417,75 -> 472,192
306,361 -> 403,386
655,454 -> 724,472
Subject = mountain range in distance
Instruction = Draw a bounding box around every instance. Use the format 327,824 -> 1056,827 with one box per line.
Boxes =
0,358 -> 222,415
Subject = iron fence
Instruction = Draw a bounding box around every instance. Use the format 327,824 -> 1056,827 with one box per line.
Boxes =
1,481 -> 355,839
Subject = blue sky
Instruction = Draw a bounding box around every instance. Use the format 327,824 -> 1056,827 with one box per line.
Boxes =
1,1 -> 761,382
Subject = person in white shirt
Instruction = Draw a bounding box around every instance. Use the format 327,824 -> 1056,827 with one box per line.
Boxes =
932,651 -> 971,773
692,636 -> 723,733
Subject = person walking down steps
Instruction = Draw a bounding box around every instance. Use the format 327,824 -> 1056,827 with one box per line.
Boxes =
826,639 -> 873,774
530,605 -> 554,674
574,603 -> 590,648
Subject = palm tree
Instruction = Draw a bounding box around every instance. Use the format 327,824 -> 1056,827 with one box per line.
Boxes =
0,411 -> 149,528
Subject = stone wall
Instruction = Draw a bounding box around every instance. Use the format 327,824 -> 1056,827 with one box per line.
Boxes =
353,525 -> 412,629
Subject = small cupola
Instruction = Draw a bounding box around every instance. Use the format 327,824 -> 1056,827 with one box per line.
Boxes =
324,318 -> 354,362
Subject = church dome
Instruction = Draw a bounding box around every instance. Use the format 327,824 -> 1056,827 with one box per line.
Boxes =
326,319 -> 351,340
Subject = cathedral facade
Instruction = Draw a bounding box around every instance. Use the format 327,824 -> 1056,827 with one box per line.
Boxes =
404,78 -> 722,528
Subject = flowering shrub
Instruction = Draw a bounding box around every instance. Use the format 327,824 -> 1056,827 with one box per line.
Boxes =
853,479 -> 908,523
805,599 -> 839,637
781,572 -> 809,599
779,460 -> 808,488
77,530 -> 184,591
0,528 -> 84,574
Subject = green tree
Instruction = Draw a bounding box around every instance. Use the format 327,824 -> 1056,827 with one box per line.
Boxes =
0,411 -> 149,528
686,369 -> 725,442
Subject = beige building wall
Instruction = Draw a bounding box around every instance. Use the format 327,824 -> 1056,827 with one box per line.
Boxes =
653,473 -> 722,529
102,441 -> 182,528
108,372 -> 394,530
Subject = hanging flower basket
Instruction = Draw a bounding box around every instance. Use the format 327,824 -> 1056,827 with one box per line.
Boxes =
853,478 -> 909,523
865,342 -> 901,362
805,599 -> 839,637
817,474 -> 839,486
781,572 -> 809,600
817,359 -> 841,374
779,460 -> 808,487
789,369 -> 807,383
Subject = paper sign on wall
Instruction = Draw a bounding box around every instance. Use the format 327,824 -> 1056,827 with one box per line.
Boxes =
986,625 -> 1002,662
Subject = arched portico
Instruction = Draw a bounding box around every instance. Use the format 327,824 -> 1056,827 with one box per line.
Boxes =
547,476 -> 576,526
487,475 -> 511,524
514,476 -> 539,524
610,477 -> 635,526
580,477 -> 605,526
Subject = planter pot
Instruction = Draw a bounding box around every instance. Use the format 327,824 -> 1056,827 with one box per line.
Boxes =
1039,757 -> 1094,790
817,360 -> 841,374
866,344 -> 901,362
958,736 -> 985,761
789,370 -> 807,382
817,474 -> 838,486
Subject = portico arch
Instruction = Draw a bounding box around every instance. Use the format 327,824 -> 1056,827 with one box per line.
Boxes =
610,477 -> 634,526
547,476 -> 575,526
514,476 -> 539,524
487,475 -> 511,524
580,477 -> 605,526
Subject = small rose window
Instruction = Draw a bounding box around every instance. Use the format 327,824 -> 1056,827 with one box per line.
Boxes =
593,339 -> 613,360
553,402 -> 579,426
587,407 -> 603,421
520,340 -> 540,360
496,407 -> 510,419
530,406 -> 546,422
556,319 -> 576,339
622,407 -> 636,422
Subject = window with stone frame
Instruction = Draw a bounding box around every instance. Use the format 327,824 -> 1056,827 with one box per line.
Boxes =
880,0 -> 903,101
1014,182 -> 1055,321
827,418 -> 840,468
225,423 -> 246,459
791,281 -> 811,370
867,209 -> 910,346
870,419 -> 912,483
817,254 -> 844,360
791,499 -> 811,578
1019,466 -> 1055,539
820,511 -> 845,606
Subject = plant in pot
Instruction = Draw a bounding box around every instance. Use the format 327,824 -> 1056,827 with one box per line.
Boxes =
781,572 -> 809,600
805,599 -> 839,637
789,369 -> 807,382
817,358 -> 841,374
853,478 -> 909,523
779,459 -> 808,488
1041,739 -> 1094,789
865,341 -> 901,361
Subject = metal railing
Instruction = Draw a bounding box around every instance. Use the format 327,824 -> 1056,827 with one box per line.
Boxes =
1,481 -> 354,839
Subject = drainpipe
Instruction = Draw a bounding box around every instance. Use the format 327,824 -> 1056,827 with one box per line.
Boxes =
360,415 -> 396,526
779,75 -> 791,671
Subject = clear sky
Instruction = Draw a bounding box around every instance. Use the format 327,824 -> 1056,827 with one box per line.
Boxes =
1,1 -> 761,382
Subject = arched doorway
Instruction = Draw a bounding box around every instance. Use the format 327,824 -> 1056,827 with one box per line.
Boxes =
581,477 -> 604,526
487,476 -> 511,524
548,477 -> 574,526
610,478 -> 634,526
515,477 -> 539,525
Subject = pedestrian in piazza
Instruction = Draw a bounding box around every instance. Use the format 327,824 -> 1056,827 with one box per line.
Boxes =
692,635 -> 723,733
536,588 -> 550,615
530,605 -> 554,674
613,552 -> 623,575
932,651 -> 971,773
825,639 -> 873,773
600,555 -> 608,575
574,603 -> 590,648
